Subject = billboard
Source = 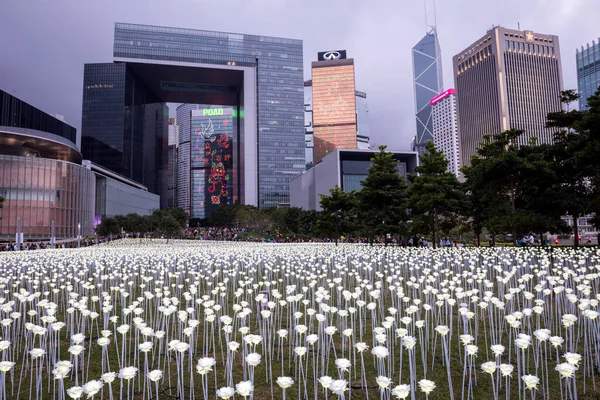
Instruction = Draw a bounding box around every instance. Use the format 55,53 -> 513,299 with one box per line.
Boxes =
312,63 -> 356,163
190,107 -> 236,219
317,50 -> 347,62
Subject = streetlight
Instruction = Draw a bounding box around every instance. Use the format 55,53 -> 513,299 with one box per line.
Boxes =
77,223 -> 81,248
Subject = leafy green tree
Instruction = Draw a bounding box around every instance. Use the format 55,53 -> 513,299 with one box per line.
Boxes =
463,130 -> 531,242
516,143 -> 570,241
208,203 -> 240,227
159,215 -> 181,243
299,210 -> 320,237
575,88 -> 600,235
96,217 -> 120,237
408,141 -> 467,248
546,90 -> 595,247
317,186 -> 356,245
356,146 -> 408,244
235,205 -> 273,232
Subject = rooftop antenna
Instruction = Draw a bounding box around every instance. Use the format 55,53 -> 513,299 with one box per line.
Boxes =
424,0 -> 438,34
518,22 -> 520,31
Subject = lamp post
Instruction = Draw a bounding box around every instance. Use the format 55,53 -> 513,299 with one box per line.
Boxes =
51,220 -> 56,248
77,223 -> 81,248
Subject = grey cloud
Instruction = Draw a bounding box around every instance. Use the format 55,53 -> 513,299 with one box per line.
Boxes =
1,0 -> 597,151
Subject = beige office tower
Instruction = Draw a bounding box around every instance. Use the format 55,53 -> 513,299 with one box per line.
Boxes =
312,51 -> 357,164
453,27 -> 563,167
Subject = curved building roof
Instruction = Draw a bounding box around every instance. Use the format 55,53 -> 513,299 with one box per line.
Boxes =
0,126 -> 82,164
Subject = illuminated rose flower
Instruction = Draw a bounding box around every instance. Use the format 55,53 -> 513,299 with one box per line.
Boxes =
235,380 -> 254,398
549,336 -> 564,348
294,347 -> 307,357
276,376 -> 294,389
196,357 -> 216,375
119,366 -> 138,380
319,375 -> 333,389
355,342 -> 369,353
138,342 -> 153,352
83,380 -> 103,398
101,372 -> 117,384
372,346 -> 389,359
67,386 -> 84,399
148,370 -> 163,382
418,379 -> 436,394
499,363 -> 514,377
335,358 -> 351,372
491,344 -> 505,357
563,353 -> 582,366
555,363 -> 577,378
216,386 -> 235,399
391,384 -> 410,399
481,361 -> 497,374
245,353 -> 262,367
29,348 -> 46,358
376,376 -> 392,389
435,325 -> 449,336
0,361 -> 15,372
329,379 -> 348,395
521,374 -> 540,390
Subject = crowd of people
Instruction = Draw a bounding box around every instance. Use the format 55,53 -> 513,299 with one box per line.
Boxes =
1,227 -> 593,250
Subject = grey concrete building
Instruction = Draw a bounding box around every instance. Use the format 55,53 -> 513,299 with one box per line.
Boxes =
290,149 -> 418,211
453,27 -> 563,167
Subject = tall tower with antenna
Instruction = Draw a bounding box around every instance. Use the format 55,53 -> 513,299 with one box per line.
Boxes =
411,0 -> 443,154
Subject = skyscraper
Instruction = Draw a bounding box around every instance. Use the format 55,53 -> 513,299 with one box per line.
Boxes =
576,38 -> 600,110
311,50 -> 357,164
167,118 -> 179,209
431,89 -> 460,178
355,91 -> 371,149
453,27 -> 563,167
304,79 -> 371,166
82,23 -> 304,211
412,28 -> 443,154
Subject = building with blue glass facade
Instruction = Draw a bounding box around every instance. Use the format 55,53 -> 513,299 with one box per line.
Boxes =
576,38 -> 600,110
81,23 -> 304,213
412,29 -> 443,154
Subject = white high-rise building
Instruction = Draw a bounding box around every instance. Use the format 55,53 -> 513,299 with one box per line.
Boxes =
431,88 -> 461,178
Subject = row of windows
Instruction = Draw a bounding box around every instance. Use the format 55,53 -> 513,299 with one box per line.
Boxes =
505,40 -> 555,57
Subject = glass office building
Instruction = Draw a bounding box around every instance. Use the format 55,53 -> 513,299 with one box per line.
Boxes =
412,29 -> 443,154
0,154 -> 95,240
82,63 -> 168,201
576,38 -> 600,110
1,90 -> 95,240
1,89 -> 77,144
82,23 -> 305,210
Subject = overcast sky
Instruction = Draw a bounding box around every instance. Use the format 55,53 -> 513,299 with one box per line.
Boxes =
1,0 -> 598,150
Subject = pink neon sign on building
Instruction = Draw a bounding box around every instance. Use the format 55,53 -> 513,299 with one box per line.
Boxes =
430,88 -> 456,105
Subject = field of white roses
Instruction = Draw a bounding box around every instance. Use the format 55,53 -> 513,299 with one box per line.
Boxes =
0,239 -> 598,400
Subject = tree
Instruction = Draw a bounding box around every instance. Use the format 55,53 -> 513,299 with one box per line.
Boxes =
317,186 -> 356,244
356,146 -> 409,245
546,90 -> 594,247
575,88 -> 600,236
408,141 -> 467,248
96,217 -> 120,237
159,215 -> 181,243
299,210 -> 320,237
463,130 -> 534,243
